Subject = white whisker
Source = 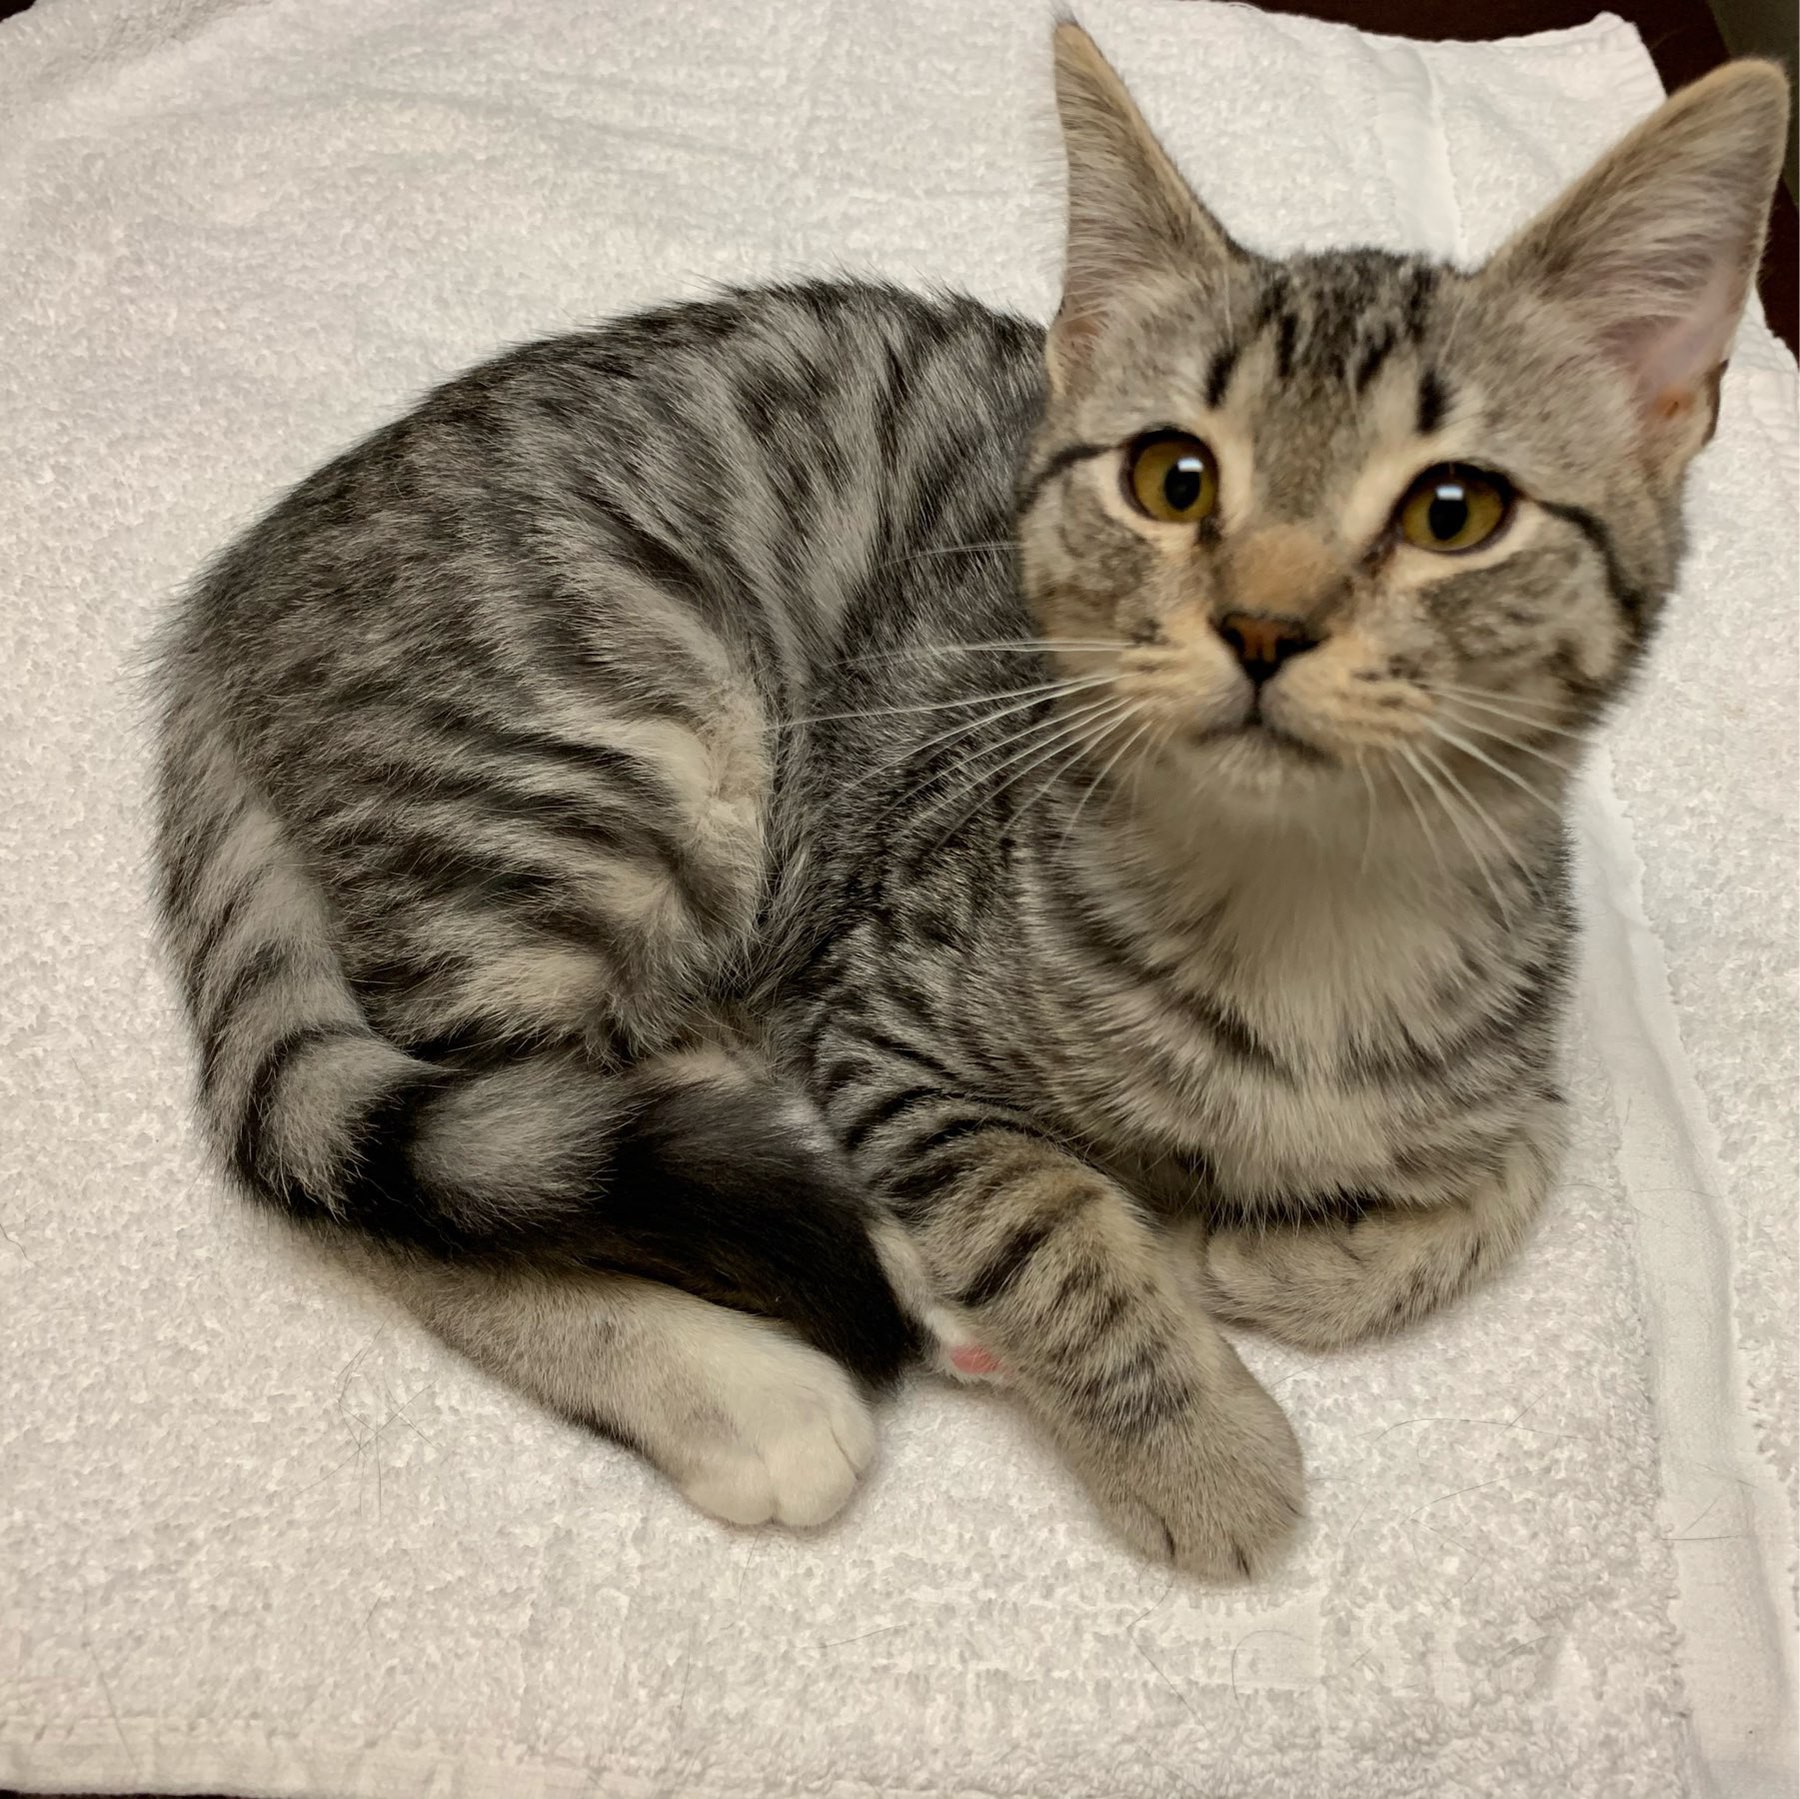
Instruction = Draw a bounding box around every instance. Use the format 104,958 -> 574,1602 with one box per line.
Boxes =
898,540 -> 1014,561
1430,684 -> 1582,727
1056,705 -> 1158,853
901,692 -> 1129,823
1416,745 -> 1530,914
1437,710 -> 1580,772
845,637 -> 1133,667
990,702 -> 1142,838
846,700 -> 1079,811
1427,722 -> 1561,813
1415,752 -> 1509,917
847,678 -> 1121,801
913,700 -> 1136,853
1393,751 -> 1452,883
787,671 -> 1114,731
1356,754 -> 1379,880
1010,702 -> 1144,833
1406,743 -> 1514,923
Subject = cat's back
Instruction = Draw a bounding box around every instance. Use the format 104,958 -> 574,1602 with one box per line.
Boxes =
178,282 -> 1046,699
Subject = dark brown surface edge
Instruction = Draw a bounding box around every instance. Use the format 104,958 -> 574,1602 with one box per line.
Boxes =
1258,0 -> 1797,349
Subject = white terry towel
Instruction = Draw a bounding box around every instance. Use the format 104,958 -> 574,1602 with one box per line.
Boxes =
0,3 -> 1793,1796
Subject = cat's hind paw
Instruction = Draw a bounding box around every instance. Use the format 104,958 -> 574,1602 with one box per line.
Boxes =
670,1334 -> 878,1528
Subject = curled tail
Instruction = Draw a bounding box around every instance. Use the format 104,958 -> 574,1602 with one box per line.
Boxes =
153,709 -> 916,1387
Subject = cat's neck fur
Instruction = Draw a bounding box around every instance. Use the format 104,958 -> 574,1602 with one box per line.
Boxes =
1057,764 -> 1569,1030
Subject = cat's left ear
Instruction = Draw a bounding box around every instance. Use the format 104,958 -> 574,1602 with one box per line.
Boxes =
1487,61 -> 1789,470
1049,22 -> 1243,392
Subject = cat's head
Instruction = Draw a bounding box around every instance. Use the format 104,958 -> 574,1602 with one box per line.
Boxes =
1018,24 -> 1787,827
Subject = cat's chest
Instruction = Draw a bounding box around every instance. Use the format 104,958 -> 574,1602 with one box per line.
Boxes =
1044,906 -> 1507,1199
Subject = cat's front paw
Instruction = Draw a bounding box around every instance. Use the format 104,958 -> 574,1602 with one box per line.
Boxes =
1071,1339 -> 1304,1580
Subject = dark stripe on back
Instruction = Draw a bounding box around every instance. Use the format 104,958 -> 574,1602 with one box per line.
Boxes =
324,762 -> 690,884
570,486 -> 709,609
323,692 -> 679,816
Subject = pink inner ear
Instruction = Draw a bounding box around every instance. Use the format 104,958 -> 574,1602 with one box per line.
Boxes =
1621,263 -> 1740,414
950,1343 -> 1002,1376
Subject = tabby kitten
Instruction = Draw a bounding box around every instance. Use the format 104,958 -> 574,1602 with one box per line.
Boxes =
153,26 -> 1787,1577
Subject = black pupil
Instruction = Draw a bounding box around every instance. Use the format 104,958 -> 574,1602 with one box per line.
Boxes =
1427,485 -> 1469,541
1163,455 -> 1204,512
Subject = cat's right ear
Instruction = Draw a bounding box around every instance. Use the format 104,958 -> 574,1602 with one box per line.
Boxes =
1486,60 -> 1788,473
1049,22 -> 1241,393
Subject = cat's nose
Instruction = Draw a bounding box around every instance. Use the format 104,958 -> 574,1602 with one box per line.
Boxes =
1216,612 -> 1318,686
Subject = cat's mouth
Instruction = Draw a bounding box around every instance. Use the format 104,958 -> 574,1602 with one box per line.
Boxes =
1191,717 -> 1331,766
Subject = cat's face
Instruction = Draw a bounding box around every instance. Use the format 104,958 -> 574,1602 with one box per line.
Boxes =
1017,251 -> 1667,809
1022,27 -> 1784,821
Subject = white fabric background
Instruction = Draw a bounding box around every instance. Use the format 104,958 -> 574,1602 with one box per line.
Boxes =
0,3 -> 1793,1796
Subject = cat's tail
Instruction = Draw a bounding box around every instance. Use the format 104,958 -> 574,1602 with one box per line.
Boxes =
153,713 -> 918,1388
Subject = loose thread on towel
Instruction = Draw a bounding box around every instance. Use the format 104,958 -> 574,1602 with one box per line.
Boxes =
1398,1478 -> 1508,1524
1667,1491 -> 1726,1538
1153,1755 -> 1208,1797
1125,1579 -> 1200,1726
81,1595 -> 139,1778
820,1623 -> 905,1650
1399,1479 -> 1510,1595
289,1384 -> 435,1500
1132,1636 -> 1202,1727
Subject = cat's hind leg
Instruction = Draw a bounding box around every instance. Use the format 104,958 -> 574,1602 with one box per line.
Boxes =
1198,1114 -> 1561,1350
380,1256 -> 879,1527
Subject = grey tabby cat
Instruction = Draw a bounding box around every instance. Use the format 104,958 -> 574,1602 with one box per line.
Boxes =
153,26 -> 1787,1578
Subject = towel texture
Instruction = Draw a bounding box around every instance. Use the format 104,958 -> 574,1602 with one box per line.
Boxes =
0,3 -> 1793,1796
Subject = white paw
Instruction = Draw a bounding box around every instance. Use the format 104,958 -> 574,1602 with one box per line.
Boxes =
672,1334 -> 878,1529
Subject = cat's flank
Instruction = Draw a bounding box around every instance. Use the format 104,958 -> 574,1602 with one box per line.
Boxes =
153,27 -> 1787,1575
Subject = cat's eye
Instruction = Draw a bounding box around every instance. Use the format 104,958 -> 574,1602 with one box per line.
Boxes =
1396,465 -> 1513,554
1123,432 -> 1219,525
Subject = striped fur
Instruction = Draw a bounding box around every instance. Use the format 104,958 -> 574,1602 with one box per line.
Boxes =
152,29 -> 1786,1573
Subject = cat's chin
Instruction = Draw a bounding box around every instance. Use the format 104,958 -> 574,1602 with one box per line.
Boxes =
1167,722 -> 1337,808
1190,720 -> 1331,768
1141,720 -> 1373,824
